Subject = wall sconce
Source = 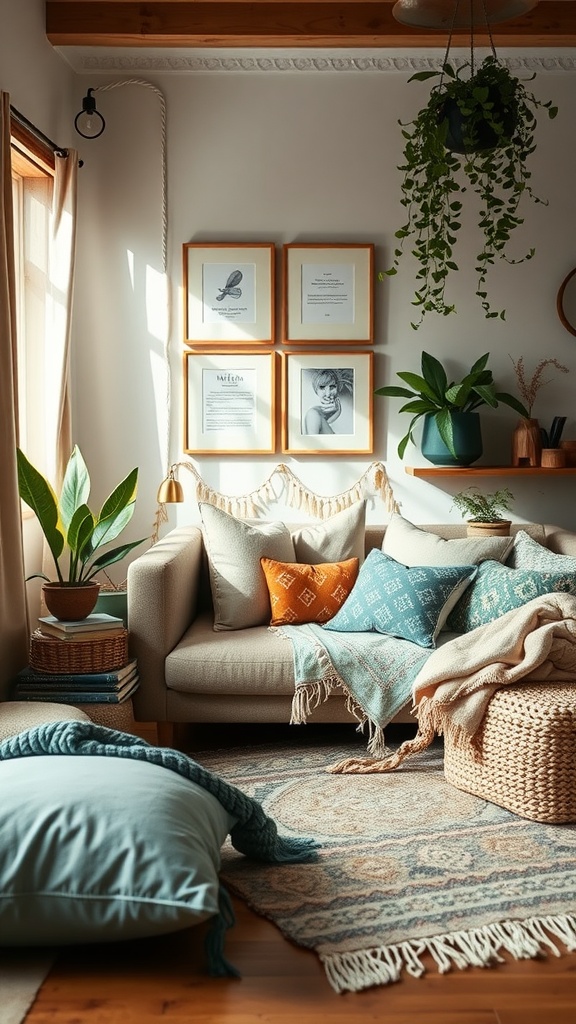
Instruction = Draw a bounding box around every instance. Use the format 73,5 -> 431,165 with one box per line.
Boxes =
157,465 -> 184,504
74,89 -> 106,139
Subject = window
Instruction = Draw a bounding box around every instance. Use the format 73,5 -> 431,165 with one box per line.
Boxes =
10,118 -> 56,477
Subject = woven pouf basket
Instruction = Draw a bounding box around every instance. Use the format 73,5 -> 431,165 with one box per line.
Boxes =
444,682 -> 576,823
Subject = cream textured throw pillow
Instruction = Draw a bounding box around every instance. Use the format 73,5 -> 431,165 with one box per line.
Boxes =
291,500 -> 367,565
199,503 -> 296,630
383,513 -> 514,567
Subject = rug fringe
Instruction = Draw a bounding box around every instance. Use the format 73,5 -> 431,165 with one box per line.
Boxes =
320,913 -> 576,993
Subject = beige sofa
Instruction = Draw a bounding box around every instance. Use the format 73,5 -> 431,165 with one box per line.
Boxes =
128,519 -> 576,745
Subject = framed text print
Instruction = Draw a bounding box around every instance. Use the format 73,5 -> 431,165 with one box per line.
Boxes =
282,243 -> 374,344
281,351 -> 373,455
184,351 -> 276,454
183,242 -> 275,345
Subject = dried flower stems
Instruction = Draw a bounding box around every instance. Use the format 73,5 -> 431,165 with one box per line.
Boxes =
509,356 -> 569,417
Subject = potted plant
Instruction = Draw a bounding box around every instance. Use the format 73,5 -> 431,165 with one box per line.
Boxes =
451,486 -> 515,537
383,56 -> 558,329
375,351 -> 529,465
17,445 -> 147,620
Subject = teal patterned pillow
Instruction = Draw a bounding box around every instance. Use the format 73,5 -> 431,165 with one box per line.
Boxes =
323,549 -> 477,648
506,530 -> 576,573
447,559 -> 576,633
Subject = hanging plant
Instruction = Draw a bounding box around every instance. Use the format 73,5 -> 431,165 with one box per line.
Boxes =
384,56 -> 558,329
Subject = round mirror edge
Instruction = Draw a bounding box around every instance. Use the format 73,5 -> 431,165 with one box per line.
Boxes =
557,266 -> 576,338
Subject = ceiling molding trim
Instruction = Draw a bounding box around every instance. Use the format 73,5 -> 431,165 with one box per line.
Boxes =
56,47 -> 576,74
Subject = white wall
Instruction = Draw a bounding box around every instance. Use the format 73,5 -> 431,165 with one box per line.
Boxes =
4,8 -> 576,565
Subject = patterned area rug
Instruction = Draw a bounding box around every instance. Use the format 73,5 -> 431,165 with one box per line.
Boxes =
196,734 -> 576,994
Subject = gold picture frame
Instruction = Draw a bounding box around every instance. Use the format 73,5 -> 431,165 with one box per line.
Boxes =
281,351 -> 373,455
183,242 -> 275,346
282,243 -> 374,344
184,350 -> 276,454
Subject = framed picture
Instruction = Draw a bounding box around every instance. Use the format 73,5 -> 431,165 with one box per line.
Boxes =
184,351 -> 276,454
281,351 -> 373,455
183,242 -> 275,345
282,243 -> 374,344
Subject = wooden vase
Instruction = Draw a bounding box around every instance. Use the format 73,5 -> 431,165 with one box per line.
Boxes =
511,418 -> 541,467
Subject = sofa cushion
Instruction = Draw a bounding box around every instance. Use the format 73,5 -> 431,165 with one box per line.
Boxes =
166,612 -> 296,695
291,500 -> 366,565
260,557 -> 359,626
383,513 -> 514,566
324,549 -> 477,648
199,502 -> 295,630
506,529 -> 576,572
447,559 -> 576,633
0,754 -> 235,945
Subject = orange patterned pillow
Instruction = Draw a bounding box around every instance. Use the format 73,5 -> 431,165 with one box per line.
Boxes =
260,557 -> 359,626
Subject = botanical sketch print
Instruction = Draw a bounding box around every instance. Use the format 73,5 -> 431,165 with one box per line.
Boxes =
301,367 -> 354,435
202,262 -> 256,324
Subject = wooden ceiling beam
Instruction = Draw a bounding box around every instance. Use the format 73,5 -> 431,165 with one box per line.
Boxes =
45,1 -> 576,48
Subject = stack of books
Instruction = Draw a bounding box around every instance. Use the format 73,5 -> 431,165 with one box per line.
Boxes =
37,612 -> 126,641
17,613 -> 138,704
13,658 -> 139,704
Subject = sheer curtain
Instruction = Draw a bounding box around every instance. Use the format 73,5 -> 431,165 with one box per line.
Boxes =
0,92 -> 28,698
1,92 -> 80,692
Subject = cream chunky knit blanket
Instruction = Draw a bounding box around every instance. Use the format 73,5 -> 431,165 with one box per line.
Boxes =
330,591 -> 576,774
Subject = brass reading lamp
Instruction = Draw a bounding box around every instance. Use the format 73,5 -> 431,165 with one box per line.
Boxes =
157,465 -> 184,504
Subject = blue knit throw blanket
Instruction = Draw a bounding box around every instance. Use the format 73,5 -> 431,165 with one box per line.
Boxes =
0,719 -> 320,976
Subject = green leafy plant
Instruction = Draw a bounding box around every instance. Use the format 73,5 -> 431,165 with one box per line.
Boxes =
451,486 -> 515,522
17,445 -> 147,584
375,350 -> 529,459
383,56 -> 558,329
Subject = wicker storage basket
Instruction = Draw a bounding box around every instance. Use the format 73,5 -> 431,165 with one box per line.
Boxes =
29,629 -> 129,675
444,682 -> 576,823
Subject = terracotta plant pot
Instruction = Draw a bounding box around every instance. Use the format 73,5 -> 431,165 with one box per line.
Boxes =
42,582 -> 100,621
466,520 -> 512,538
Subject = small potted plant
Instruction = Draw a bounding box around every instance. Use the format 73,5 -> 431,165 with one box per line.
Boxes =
17,445 -> 148,620
451,486 -> 515,537
383,56 -> 558,329
375,351 -> 528,465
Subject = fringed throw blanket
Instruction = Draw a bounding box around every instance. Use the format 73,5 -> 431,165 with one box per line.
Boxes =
0,720 -> 319,973
275,623 -> 431,756
329,592 -> 576,774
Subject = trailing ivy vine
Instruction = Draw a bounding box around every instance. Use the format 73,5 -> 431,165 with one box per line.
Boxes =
384,57 -> 558,329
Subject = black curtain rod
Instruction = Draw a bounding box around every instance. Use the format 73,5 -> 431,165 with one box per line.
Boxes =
9,105 -> 68,157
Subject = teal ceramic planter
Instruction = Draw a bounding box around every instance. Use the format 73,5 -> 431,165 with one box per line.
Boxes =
421,412 -> 483,467
94,590 -> 128,627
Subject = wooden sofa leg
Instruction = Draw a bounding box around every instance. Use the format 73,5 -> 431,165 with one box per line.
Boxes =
157,722 -> 175,748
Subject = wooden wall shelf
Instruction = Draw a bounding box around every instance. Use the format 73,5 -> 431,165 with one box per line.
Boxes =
406,466 -> 576,478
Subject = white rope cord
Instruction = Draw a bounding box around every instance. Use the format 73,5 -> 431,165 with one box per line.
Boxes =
92,79 -> 172,479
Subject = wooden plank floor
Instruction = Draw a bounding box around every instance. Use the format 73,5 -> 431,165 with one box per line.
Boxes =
25,898 -> 576,1024
24,722 -> 576,1023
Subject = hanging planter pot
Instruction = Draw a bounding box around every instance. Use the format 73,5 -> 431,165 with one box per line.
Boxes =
439,89 -> 518,154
